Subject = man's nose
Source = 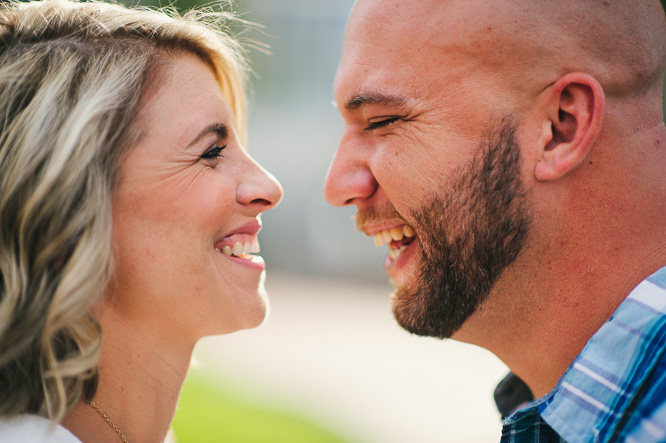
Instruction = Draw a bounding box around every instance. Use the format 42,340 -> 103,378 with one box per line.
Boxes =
324,138 -> 378,207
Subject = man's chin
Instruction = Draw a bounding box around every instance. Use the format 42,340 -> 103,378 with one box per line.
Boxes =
390,284 -> 449,339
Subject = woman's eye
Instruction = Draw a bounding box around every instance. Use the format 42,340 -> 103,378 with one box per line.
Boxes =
200,144 -> 227,160
364,117 -> 401,131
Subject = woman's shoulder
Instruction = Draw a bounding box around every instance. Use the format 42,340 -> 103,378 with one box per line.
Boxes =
0,415 -> 82,442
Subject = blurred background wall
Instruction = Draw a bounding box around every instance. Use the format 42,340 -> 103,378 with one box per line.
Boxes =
236,0 -> 385,282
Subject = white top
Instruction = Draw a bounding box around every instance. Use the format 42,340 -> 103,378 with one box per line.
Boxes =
0,415 -> 82,442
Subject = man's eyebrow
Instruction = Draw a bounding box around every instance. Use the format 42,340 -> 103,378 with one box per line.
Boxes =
187,122 -> 230,147
345,92 -> 408,111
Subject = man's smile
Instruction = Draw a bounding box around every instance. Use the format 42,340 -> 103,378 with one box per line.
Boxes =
370,224 -> 416,261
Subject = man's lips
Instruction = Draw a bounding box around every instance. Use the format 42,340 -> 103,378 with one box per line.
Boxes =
384,237 -> 419,288
365,224 -> 416,261
363,223 -> 419,288
371,225 -> 415,245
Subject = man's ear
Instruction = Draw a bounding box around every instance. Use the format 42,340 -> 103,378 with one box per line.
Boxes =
534,73 -> 605,182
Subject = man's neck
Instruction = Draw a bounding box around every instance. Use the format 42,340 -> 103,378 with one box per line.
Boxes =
465,236 -> 666,398
454,123 -> 666,397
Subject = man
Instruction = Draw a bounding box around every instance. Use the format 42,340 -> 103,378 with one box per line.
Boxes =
325,0 -> 666,441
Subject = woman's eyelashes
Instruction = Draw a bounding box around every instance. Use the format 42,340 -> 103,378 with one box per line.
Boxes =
200,144 -> 227,160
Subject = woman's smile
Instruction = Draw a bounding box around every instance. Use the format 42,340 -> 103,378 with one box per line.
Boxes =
214,220 -> 266,270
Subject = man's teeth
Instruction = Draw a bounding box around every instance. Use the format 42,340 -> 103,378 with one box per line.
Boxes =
388,245 -> 408,260
373,225 -> 415,248
215,239 -> 260,258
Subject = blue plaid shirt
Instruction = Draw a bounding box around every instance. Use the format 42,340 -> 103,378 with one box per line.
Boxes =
501,267 -> 666,442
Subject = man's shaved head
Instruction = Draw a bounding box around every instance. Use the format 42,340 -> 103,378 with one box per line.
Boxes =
345,0 -> 666,112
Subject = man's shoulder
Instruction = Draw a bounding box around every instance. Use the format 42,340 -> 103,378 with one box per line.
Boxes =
543,266 -> 666,442
502,267 -> 666,442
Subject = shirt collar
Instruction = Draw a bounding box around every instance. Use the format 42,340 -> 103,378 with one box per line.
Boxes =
504,267 -> 666,441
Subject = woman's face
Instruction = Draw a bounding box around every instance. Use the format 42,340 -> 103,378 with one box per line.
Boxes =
110,53 -> 282,340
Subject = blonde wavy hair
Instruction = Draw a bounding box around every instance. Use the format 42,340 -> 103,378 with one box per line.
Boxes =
0,0 -> 250,423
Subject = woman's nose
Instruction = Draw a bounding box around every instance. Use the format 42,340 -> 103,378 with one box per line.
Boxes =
237,155 -> 283,211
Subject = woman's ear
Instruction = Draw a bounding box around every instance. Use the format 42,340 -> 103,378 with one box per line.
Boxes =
534,72 -> 605,182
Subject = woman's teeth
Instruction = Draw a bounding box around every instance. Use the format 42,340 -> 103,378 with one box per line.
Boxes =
215,239 -> 259,258
373,225 -> 414,247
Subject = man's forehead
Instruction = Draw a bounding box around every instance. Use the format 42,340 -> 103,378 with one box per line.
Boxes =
333,48 -> 422,113
339,0 -> 589,102
348,0 -> 450,43
347,0 -> 503,40
336,0 -> 495,105
341,0 -> 521,77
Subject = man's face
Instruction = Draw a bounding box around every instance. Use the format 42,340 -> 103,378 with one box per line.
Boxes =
325,0 -> 532,338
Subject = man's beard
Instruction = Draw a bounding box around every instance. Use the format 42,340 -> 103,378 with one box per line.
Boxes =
392,122 -> 532,339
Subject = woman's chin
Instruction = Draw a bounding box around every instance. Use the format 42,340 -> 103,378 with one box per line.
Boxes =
241,294 -> 270,330
215,290 -> 270,335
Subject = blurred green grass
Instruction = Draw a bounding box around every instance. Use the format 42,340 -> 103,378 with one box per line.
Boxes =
172,368 -> 355,443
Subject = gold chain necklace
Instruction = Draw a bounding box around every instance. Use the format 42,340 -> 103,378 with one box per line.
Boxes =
87,400 -> 129,443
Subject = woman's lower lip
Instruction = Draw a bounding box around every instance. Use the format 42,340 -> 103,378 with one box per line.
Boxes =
218,252 -> 266,270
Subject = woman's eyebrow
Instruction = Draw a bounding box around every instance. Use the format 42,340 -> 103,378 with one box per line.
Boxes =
187,122 -> 230,147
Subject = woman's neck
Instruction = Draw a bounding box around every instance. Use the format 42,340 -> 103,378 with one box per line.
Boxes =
62,306 -> 194,443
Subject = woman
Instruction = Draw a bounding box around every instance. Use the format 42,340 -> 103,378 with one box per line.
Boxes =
0,0 -> 282,441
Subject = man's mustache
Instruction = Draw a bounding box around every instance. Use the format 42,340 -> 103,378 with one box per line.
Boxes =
355,202 -> 406,232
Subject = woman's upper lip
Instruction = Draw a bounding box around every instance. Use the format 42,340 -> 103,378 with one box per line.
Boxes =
221,220 -> 262,239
